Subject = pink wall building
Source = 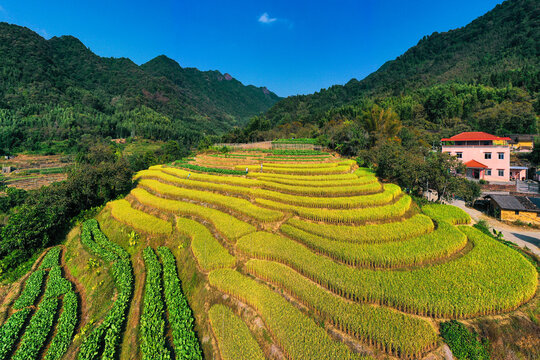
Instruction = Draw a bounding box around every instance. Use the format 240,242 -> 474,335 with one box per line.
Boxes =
441,132 -> 511,182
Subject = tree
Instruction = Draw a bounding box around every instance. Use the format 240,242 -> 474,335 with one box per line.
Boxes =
361,105 -> 402,147
0,144 -> 133,275
529,137 -> 540,166
425,152 -> 466,201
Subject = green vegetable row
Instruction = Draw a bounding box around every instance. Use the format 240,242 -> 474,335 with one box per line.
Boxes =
39,247 -> 62,269
156,247 -> 203,360
12,297 -> 58,360
78,220 -> 134,360
174,162 -> 246,175
12,270 -> 46,310
140,247 -> 171,360
0,308 -> 32,360
43,290 -> 78,360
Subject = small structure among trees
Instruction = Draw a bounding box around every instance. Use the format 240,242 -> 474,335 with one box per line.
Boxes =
485,194 -> 540,225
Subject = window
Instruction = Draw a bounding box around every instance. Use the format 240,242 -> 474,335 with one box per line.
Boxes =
498,152 -> 504,159
486,169 -> 492,176
515,210 -> 520,215
484,152 -> 492,159
456,152 -> 462,159
498,169 -> 504,177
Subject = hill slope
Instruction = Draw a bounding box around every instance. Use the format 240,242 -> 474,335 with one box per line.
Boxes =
0,23 -> 280,153
262,0 -> 539,130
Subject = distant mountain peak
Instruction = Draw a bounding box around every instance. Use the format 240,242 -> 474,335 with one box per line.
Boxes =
0,21 -> 281,141
146,54 -> 182,68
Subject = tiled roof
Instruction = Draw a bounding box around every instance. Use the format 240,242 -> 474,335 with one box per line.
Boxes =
441,132 -> 511,142
487,194 -> 540,213
464,160 -> 488,168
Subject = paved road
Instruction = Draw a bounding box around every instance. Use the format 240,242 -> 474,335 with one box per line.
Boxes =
450,199 -> 540,256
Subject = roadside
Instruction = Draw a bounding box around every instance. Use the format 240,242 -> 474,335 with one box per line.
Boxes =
450,199 -> 540,256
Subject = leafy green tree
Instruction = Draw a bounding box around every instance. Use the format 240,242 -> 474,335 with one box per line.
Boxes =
425,152 -> 466,202
0,145 -> 133,275
361,105 -> 402,146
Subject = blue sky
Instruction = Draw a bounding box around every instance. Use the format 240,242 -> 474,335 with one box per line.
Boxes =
0,0 -> 503,97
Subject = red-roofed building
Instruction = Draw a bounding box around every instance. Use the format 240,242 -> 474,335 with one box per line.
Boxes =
442,132 -> 511,182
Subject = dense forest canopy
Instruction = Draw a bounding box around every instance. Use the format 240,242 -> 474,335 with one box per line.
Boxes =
0,23 -> 280,154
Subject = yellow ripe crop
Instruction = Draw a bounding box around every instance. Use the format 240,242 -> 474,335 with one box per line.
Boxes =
130,188 -> 255,242
208,304 -> 265,360
253,176 -> 375,187
176,218 -> 235,271
137,170 -> 398,208
247,172 -> 357,181
257,162 -> 340,168
208,269 -> 360,360
236,227 -> 537,318
138,179 -> 283,222
236,165 -> 351,175
257,179 -> 382,196
281,221 -> 466,268
246,259 -> 438,358
286,214 -> 433,243
107,199 -> 172,235
255,195 -> 412,223
422,203 -> 471,224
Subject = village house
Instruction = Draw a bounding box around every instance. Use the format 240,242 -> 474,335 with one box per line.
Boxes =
485,194 -> 540,225
441,132 -> 511,182
507,134 -> 535,152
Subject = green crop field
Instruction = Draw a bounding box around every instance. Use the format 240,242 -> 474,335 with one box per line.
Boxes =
2,153 -> 537,360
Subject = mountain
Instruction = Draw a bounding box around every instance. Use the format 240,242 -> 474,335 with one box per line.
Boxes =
141,55 -> 279,122
259,0 -> 539,133
0,23 -> 280,153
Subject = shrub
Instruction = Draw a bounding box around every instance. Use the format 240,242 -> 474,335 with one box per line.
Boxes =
440,320 -> 490,360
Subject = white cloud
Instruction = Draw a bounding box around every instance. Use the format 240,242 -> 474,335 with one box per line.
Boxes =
258,12 -> 277,24
37,28 -> 50,39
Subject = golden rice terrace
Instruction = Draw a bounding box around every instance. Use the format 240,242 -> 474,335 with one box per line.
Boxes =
0,149 -> 538,360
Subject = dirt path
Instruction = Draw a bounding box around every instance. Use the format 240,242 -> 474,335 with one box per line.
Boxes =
450,199 -> 540,256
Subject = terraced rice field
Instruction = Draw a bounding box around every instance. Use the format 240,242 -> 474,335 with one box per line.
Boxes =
1,153 -> 536,359
125,155 -> 537,359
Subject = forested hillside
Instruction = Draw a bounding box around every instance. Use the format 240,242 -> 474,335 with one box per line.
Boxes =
0,23 -> 280,154
232,0 -> 539,144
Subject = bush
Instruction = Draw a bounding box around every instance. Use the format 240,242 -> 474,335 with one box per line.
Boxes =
440,320 -> 490,360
